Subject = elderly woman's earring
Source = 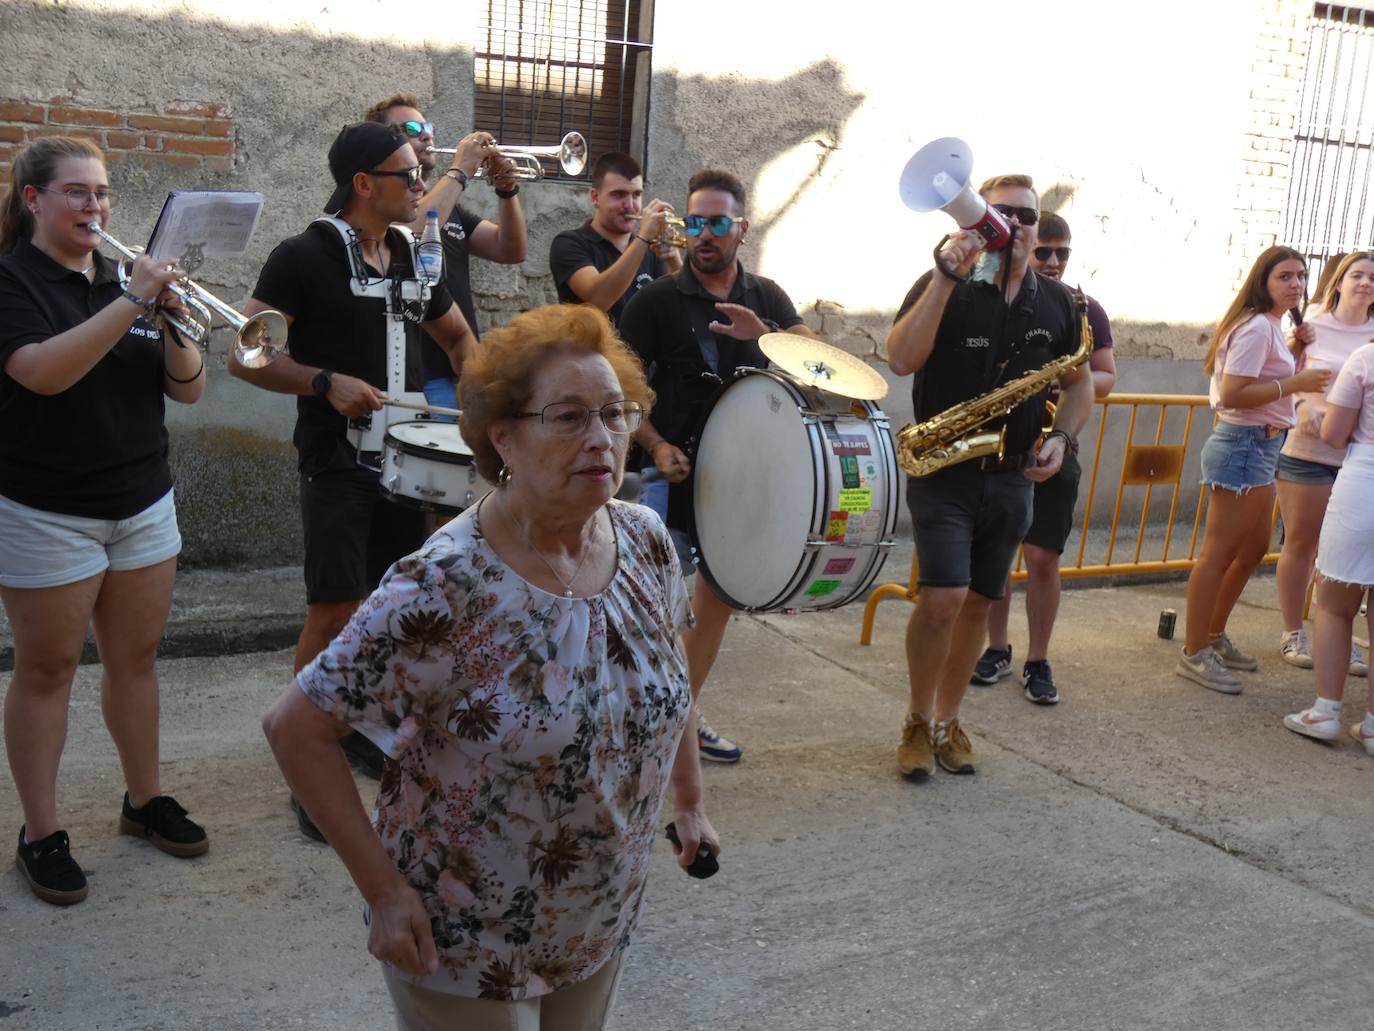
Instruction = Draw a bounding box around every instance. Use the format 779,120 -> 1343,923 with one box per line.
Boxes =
498,464 -> 512,486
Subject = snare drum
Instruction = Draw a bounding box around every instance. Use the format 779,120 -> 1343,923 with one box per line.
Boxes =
689,369 -> 897,612
380,421 -> 491,514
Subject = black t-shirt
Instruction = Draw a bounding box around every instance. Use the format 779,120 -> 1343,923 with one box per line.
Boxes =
252,221 -> 454,475
0,239 -> 172,519
894,269 -> 1080,455
618,262 -> 804,530
420,204 -> 484,382
549,220 -> 666,325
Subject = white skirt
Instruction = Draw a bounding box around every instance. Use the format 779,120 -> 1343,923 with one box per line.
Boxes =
1316,442 -> 1374,587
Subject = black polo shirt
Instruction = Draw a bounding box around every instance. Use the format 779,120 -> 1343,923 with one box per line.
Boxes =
619,261 -> 804,450
252,221 -> 454,476
894,269 -> 1080,456
420,203 -> 484,382
549,219 -> 666,325
0,239 -> 172,519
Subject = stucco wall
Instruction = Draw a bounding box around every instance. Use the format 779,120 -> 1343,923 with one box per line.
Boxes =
0,0 -> 1312,566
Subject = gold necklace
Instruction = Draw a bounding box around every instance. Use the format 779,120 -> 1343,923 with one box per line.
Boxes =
506,495 -> 599,599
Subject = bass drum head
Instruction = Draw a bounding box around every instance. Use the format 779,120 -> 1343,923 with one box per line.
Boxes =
692,372 -> 818,609
384,421 -> 474,463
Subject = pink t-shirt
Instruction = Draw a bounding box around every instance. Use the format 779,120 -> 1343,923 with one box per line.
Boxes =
1327,342 -> 1374,446
1209,312 -> 1296,428
1281,310 -> 1374,466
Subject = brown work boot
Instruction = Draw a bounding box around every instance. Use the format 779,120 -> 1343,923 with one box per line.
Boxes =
932,718 -> 977,774
897,712 -> 934,781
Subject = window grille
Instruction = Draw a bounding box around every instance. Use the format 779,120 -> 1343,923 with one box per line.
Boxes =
1283,4 -> 1374,280
474,1 -> 654,180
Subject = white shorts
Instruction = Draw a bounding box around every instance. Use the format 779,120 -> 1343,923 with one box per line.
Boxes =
1316,443 -> 1374,588
0,489 -> 181,589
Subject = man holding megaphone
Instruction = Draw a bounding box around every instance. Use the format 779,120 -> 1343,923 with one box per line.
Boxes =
886,169 -> 1094,781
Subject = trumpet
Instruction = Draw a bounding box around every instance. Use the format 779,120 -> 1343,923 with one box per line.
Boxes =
89,223 -> 287,369
431,131 -> 588,180
627,212 -> 688,249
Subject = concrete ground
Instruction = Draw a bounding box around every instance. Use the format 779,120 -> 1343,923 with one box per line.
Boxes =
3,544 -> 1374,1030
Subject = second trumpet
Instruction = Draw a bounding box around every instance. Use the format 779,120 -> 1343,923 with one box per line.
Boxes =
432,131 -> 587,180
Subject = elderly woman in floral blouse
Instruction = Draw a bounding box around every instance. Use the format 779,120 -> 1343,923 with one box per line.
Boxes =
263,303 -> 717,1030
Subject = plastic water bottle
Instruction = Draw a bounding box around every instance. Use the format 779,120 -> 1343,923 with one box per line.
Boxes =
417,210 -> 444,285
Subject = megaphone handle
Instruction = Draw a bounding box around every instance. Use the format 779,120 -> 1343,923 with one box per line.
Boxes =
933,234 -> 971,284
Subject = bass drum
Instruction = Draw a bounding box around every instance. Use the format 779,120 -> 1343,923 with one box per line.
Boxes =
380,421 -> 491,514
689,369 -> 897,612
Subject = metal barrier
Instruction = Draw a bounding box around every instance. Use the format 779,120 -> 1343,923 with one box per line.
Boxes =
860,393 -> 1283,645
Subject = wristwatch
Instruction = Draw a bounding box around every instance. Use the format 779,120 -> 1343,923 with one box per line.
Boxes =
445,168 -> 469,188
311,369 -> 334,399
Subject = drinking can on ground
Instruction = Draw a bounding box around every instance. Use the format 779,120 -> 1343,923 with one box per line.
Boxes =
1157,609 -> 1177,640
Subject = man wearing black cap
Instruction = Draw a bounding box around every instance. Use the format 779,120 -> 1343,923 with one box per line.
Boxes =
232,124 -> 475,821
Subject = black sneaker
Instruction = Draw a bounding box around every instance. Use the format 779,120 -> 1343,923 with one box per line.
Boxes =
119,794 -> 209,857
341,731 -> 387,780
971,646 -> 1013,686
16,827 -> 88,906
1022,660 -> 1060,705
290,796 -> 328,845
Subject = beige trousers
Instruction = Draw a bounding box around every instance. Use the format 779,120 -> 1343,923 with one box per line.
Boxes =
382,953 -> 623,1031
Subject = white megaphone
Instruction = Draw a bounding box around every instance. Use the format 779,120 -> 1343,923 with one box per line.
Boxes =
899,137 -> 1012,251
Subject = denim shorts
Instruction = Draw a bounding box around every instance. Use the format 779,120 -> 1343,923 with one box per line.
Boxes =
0,489 -> 181,589
1275,452 -> 1340,486
422,376 -> 458,424
1199,421 -> 1285,493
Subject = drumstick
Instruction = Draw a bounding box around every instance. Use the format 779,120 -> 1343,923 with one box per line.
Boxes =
383,398 -> 462,419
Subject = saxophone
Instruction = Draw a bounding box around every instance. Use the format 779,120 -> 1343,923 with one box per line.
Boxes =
896,288 -> 1093,477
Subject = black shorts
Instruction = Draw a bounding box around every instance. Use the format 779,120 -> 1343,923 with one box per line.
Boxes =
905,463 -> 1033,600
300,465 -> 428,605
1023,448 -> 1082,554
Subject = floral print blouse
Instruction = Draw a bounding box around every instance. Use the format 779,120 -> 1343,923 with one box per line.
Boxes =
297,499 -> 694,1000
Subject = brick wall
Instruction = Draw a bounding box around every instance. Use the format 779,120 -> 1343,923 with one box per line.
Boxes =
1228,0 -> 1311,287
0,98 -> 234,178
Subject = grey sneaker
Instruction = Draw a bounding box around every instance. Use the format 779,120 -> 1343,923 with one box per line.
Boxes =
1351,643 -> 1369,678
1280,629 -> 1314,669
1176,646 -> 1243,694
1209,631 -> 1258,671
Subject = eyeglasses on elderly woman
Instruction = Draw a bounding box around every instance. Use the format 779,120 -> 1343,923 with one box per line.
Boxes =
514,400 -> 644,437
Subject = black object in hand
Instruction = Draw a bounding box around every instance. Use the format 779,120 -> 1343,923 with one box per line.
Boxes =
665,821 -> 719,879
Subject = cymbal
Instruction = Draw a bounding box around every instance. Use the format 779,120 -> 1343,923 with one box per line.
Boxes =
760,332 -> 889,400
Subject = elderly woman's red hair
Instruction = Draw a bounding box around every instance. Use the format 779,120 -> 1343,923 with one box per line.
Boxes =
459,304 -> 654,483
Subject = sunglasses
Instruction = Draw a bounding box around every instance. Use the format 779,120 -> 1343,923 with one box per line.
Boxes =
683,214 -> 743,237
367,165 -> 424,188
991,203 -> 1039,226
1033,246 -> 1071,262
397,120 -> 435,139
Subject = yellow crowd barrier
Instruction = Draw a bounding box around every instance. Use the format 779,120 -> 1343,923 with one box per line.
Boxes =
860,393 -> 1283,645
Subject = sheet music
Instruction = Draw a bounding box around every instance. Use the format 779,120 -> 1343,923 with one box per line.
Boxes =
146,191 -> 264,273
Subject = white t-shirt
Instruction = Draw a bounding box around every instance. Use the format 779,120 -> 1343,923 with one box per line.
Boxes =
1281,309 -> 1374,466
1327,342 -> 1374,445
1209,312 -> 1296,428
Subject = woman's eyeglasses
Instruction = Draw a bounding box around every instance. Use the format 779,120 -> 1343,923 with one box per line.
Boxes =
682,214 -> 743,237
38,186 -> 114,210
366,166 -> 424,188
515,401 -> 645,437
991,203 -> 1038,226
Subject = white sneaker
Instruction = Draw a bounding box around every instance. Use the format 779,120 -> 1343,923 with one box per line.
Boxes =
1280,629 -> 1314,669
1176,646 -> 1243,694
1348,723 -> 1374,756
1283,706 -> 1342,742
1350,643 -> 1369,678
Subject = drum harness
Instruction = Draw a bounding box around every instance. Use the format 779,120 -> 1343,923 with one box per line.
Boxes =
313,216 -> 432,471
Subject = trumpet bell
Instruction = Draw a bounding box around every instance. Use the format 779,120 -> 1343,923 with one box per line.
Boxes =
558,132 -> 587,177
234,310 -> 288,369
